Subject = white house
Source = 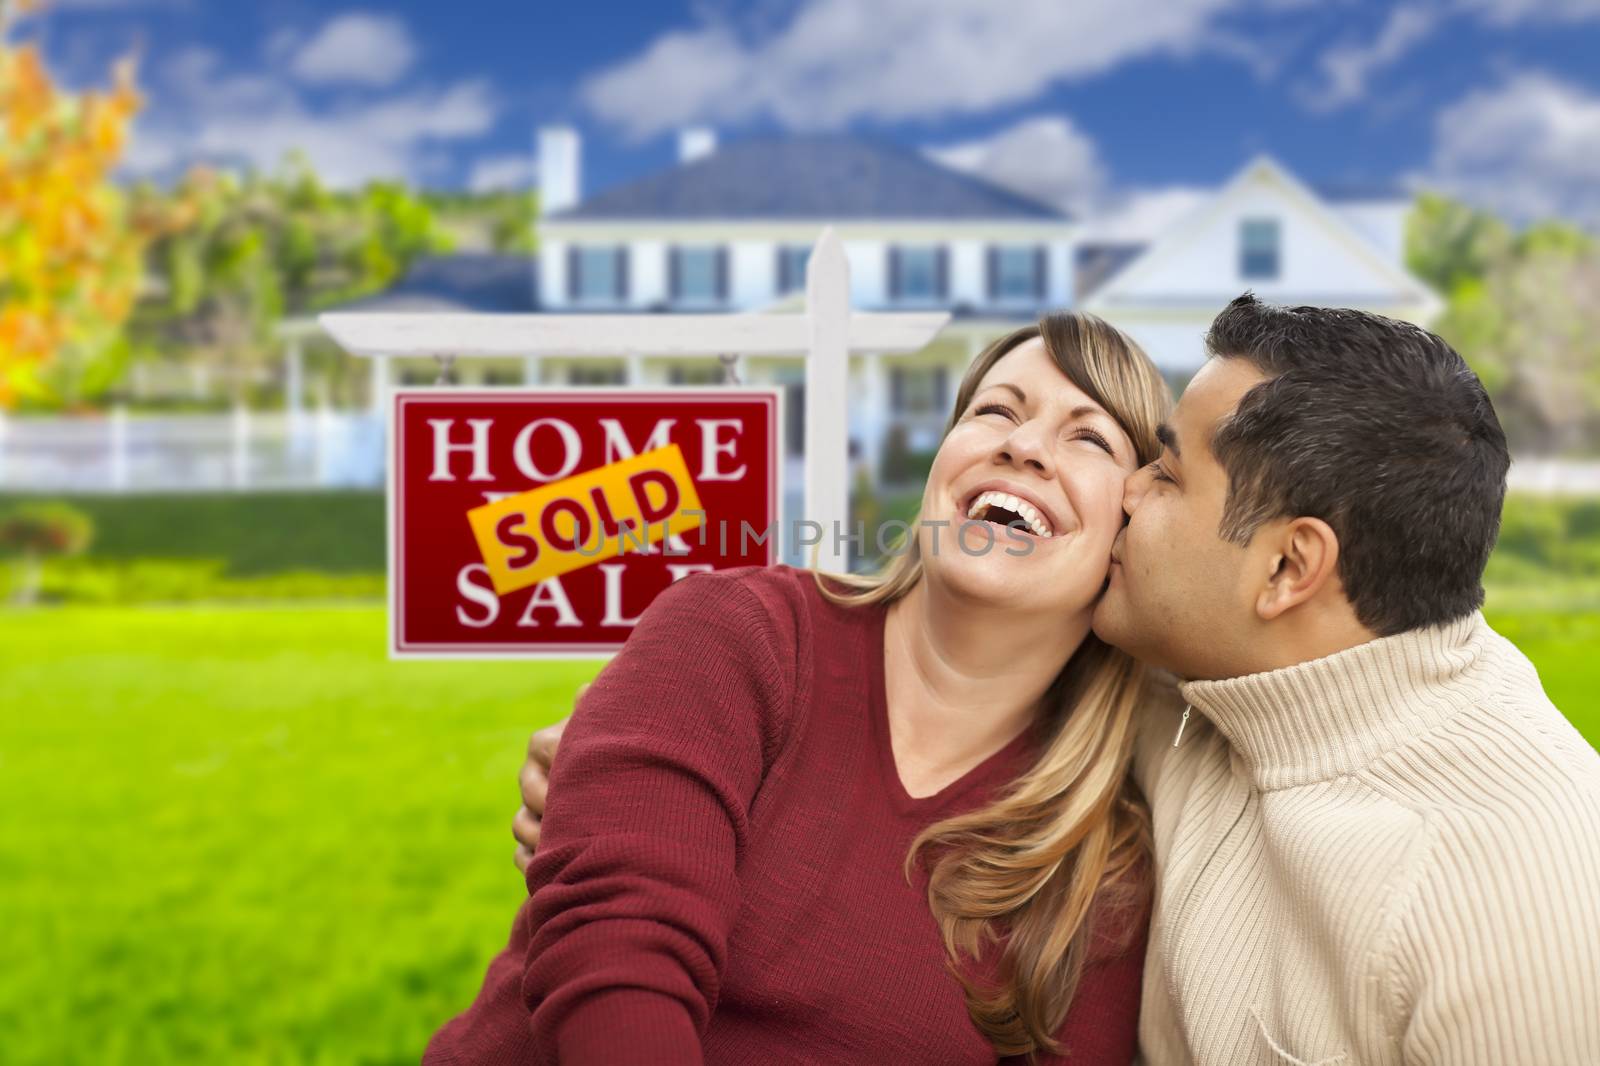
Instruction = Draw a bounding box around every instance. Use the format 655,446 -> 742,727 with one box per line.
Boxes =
1081,156 -> 1442,375
532,126 -> 1079,485
318,131 -> 1437,490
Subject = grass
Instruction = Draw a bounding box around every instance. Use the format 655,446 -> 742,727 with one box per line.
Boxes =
2,597 -> 1596,1065
0,605 -> 599,1066
2,489 -> 1598,1063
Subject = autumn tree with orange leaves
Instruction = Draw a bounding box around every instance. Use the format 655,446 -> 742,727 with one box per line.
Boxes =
0,0 -> 158,408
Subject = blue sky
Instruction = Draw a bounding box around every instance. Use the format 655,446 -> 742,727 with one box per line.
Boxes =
25,0 -> 1600,228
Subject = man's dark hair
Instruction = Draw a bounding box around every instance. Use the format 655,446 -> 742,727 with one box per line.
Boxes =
1204,293 -> 1509,637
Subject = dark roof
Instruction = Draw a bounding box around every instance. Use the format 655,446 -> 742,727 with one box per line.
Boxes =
1074,242 -> 1146,300
334,254 -> 537,313
552,136 -> 1068,222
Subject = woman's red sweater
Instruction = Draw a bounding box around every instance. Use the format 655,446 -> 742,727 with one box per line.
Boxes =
424,564 -> 1148,1065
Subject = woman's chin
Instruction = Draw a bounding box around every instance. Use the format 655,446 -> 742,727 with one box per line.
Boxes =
926,529 -> 1086,607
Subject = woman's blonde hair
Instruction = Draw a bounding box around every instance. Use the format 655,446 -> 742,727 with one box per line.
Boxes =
814,311 -> 1171,1059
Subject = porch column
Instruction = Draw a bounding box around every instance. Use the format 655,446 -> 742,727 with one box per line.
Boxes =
285,335 -> 305,445
858,353 -> 888,487
368,354 -> 387,414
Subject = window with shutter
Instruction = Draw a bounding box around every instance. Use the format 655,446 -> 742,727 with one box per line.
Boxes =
993,246 -> 1039,301
897,246 -> 940,301
776,246 -> 809,294
576,246 -> 621,303
674,246 -> 720,305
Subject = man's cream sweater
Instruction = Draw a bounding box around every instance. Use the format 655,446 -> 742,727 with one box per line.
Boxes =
1134,611 -> 1600,1065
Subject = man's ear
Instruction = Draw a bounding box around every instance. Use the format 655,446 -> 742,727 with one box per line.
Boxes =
1255,516 -> 1340,621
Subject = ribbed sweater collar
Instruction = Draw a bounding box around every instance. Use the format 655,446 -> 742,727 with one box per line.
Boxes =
1176,611 -> 1492,790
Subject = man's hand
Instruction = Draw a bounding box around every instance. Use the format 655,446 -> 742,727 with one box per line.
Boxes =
512,684 -> 584,873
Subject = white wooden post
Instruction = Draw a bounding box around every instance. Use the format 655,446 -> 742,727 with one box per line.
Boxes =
0,408 -> 8,488
805,228 -> 851,572
109,405 -> 128,491
231,403 -> 250,489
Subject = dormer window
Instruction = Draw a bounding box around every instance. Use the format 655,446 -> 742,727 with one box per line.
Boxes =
1240,219 -> 1280,280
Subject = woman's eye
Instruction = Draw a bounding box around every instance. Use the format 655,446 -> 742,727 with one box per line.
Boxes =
974,402 -> 1016,421
1073,428 -> 1114,454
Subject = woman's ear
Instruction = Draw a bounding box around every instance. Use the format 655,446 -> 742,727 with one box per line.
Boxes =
1254,516 -> 1340,621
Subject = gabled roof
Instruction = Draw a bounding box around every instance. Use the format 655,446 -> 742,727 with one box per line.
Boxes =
1083,155 -> 1441,317
1075,242 -> 1147,301
550,135 -> 1068,222
333,254 -> 538,313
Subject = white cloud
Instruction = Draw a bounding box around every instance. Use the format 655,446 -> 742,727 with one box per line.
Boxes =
468,153 -> 537,193
124,44 -> 496,188
1301,4 -> 1438,111
1080,186 -> 1213,243
1419,70 -> 1600,225
925,116 -> 1107,215
1456,0 -> 1600,23
580,0 -> 1251,140
44,0 -> 186,7
290,13 -> 418,88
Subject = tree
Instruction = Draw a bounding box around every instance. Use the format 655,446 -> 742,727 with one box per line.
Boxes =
1411,193 -> 1600,454
129,158 -> 454,403
0,0 -> 150,407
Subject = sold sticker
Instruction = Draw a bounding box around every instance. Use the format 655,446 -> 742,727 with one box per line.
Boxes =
466,443 -> 706,596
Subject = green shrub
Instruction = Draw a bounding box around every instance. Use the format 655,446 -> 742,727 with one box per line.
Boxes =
0,501 -> 95,557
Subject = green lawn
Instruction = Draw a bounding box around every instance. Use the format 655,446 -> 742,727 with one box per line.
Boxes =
0,605 -> 598,1066
1,598 -> 1595,1065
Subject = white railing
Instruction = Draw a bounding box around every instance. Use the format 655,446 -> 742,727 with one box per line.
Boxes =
0,406 -> 385,493
1506,458 -> 1600,496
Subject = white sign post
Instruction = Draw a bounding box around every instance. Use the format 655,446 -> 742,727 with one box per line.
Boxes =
320,228 -> 950,573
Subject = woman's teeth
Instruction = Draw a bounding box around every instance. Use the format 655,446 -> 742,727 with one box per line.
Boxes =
965,490 -> 1054,538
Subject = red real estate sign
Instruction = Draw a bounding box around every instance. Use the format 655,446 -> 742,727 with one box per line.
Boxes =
389,388 -> 782,657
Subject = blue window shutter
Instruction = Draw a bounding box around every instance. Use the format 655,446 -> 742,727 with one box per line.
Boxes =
934,367 -> 948,410
935,247 -> 949,300
1034,245 -> 1048,300
566,246 -> 580,300
888,246 -> 902,300
776,246 -> 790,294
715,246 -> 729,301
615,247 -> 629,301
890,367 -> 903,411
986,246 -> 999,301
668,246 -> 681,301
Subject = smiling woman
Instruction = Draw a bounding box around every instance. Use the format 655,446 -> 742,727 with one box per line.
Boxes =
817,314 -> 1170,1054
427,312 -> 1174,1065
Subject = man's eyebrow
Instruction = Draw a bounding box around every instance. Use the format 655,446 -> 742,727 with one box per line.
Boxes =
1155,422 -> 1181,459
